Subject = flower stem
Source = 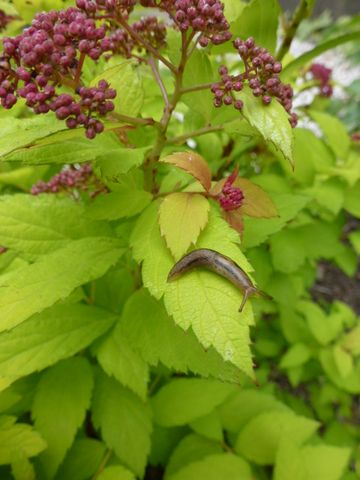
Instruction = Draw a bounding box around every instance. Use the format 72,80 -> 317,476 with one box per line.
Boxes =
148,56 -> 170,107
180,82 -> 214,95
116,15 -> 177,73
166,125 -> 224,145
276,0 -> 312,61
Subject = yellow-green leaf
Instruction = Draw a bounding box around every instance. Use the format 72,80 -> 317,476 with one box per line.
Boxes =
159,193 -> 210,259
161,152 -> 212,191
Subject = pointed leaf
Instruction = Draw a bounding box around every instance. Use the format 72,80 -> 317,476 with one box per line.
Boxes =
164,269 -> 254,378
92,372 -> 152,477
0,194 -> 113,256
159,193 -> 210,259
0,237 -> 123,332
238,86 -> 293,165
55,439 -> 106,480
0,304 -> 116,386
161,152 -> 212,191
32,358 -> 94,478
236,178 -> 278,218
130,201 -> 173,299
95,327 -> 149,400
120,289 -> 243,384
0,416 -> 46,465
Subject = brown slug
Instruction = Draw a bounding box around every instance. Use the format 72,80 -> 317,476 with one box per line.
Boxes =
167,248 -> 272,312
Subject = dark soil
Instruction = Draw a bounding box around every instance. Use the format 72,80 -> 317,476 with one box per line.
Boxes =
311,260 -> 360,315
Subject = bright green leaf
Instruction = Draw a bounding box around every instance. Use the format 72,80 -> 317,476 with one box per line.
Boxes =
190,411 -> 223,442
309,110 -> 350,160
32,358 -> 93,478
0,304 -> 116,386
159,193 -> 210,259
280,343 -> 311,369
98,465 -> 136,480
0,416 -> 46,465
120,289 -> 243,384
55,439 -> 106,480
0,236 -> 123,332
92,372 -> 152,477
95,326 -> 149,400
130,201 -> 173,299
0,194 -> 113,256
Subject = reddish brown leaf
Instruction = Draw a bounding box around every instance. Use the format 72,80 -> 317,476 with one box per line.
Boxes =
161,152 -> 212,191
223,209 -> 244,236
235,178 -> 278,219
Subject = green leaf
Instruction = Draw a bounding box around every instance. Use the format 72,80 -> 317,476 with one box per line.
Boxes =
341,325 -> 360,356
282,31 -> 360,79
218,389 -> 290,433
235,411 -> 319,465
230,0 -> 280,54
151,378 -> 235,427
87,188 -> 152,221
320,350 -> 360,394
332,345 -> 353,378
159,193 -> 210,259
11,452 -> 36,480
55,439 -> 106,480
94,326 -> 149,400
280,343 -> 311,369
190,411 -> 223,442
275,440 -> 351,480
94,146 -> 148,180
165,433 -> 222,477
344,180 -> 360,217
298,301 -> 341,345
130,201 -> 173,299
32,358 -> 93,478
237,87 -> 293,165
167,453 -> 252,480
0,416 -> 46,465
98,465 -> 136,480
164,269 -> 254,378
160,152 -> 212,192
0,194 -> 113,256
270,228 -> 307,273
182,51 -> 214,121
308,110 -> 350,160
92,372 -> 152,477
120,289 -> 243,384
0,117 -> 66,159
0,304 -> 116,386
92,61 -> 144,117
242,193 -> 310,249
290,128 -> 334,185
0,237 -> 123,332
349,230 -> 360,255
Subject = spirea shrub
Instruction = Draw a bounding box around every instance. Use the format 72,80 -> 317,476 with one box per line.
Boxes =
0,1 -> 359,479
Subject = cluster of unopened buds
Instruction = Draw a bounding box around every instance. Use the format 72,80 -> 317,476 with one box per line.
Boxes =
31,163 -> 107,197
211,37 -> 298,127
217,170 -> 244,211
309,63 -> 333,98
140,0 -> 231,46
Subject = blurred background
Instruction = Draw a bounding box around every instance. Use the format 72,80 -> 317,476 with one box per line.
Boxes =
280,0 -> 359,17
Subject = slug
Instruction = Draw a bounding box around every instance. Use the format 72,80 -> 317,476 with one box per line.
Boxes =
167,248 -> 272,312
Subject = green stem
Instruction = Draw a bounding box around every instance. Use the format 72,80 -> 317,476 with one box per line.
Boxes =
166,125 -> 224,145
180,82 -> 214,95
91,450 -> 112,480
148,56 -> 170,106
276,0 -> 312,61
144,31 -> 190,192
112,113 -> 157,126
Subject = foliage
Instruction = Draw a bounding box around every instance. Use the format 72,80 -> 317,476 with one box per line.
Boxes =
0,1 -> 359,479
